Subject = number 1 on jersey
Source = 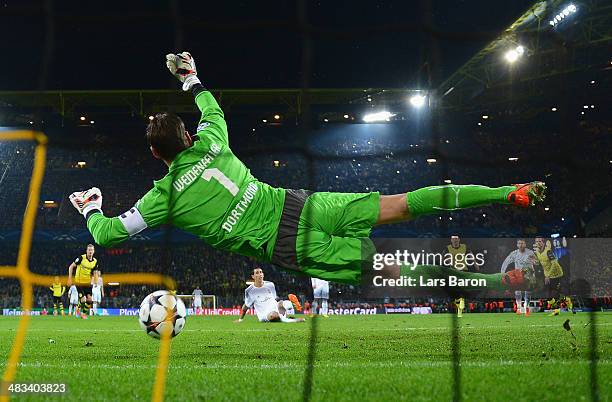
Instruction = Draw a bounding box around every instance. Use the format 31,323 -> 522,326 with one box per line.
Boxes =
201,168 -> 239,196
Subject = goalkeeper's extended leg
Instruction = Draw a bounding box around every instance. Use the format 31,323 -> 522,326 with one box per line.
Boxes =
377,182 -> 545,224
293,185 -> 543,285
399,265 -> 525,292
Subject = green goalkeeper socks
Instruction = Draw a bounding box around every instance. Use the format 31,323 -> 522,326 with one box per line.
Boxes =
406,184 -> 514,218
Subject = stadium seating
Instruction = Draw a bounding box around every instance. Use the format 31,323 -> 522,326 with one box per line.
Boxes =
1,112 -> 611,308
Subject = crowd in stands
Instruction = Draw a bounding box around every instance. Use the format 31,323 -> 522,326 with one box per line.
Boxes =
1,116 -> 610,235
1,113 -> 611,310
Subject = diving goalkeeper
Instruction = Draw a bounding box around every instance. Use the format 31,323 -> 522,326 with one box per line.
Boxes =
69,51 -> 545,286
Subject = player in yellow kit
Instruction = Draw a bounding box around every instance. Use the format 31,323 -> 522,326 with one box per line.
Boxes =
67,244 -> 99,318
534,237 -> 566,315
446,235 -> 479,318
49,276 -> 65,316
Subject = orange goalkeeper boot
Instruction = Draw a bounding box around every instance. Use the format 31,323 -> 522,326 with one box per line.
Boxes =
288,294 -> 303,312
502,269 -> 525,289
507,181 -> 546,207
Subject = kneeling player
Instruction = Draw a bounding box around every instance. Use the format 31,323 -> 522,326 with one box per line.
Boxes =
235,268 -> 304,323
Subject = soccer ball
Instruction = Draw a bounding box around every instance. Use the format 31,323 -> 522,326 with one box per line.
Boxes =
138,290 -> 186,339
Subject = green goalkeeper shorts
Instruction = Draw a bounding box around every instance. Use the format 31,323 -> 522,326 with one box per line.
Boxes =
271,190 -> 379,284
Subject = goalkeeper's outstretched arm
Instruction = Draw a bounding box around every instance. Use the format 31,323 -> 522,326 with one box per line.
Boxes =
68,188 -> 127,248
192,85 -> 228,146
69,186 -> 162,248
165,51 -> 228,145
86,214 -> 130,248
75,187 -> 167,248
69,52 -> 221,248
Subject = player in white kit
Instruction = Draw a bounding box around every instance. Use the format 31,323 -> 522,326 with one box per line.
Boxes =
68,284 -> 79,316
192,286 -> 203,315
311,278 -> 330,317
236,268 -> 304,323
91,270 -> 104,316
501,239 -> 536,316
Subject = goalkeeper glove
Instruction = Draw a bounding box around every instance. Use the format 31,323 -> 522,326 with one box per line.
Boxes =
165,51 -> 201,91
69,187 -> 103,218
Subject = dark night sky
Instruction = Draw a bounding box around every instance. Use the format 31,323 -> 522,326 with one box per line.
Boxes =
0,0 -> 534,90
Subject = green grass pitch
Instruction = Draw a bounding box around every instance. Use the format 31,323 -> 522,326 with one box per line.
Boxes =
1,313 -> 610,401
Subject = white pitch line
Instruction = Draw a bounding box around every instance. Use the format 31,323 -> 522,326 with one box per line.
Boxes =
1,322 -> 610,333
1,359 -> 609,371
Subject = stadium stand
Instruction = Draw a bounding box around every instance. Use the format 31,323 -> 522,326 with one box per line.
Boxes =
1,109 -> 611,309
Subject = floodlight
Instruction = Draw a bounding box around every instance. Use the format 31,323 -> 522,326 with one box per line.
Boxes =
549,3 -> 577,26
504,49 -> 519,63
363,111 -> 395,123
409,94 -> 426,108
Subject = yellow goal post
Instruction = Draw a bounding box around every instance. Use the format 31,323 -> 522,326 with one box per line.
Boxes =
0,130 -> 176,402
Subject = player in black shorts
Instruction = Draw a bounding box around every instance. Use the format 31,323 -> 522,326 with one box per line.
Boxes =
76,285 -> 93,318
49,276 -> 65,316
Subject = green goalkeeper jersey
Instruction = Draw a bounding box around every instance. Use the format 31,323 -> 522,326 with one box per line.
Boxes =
86,90 -> 286,262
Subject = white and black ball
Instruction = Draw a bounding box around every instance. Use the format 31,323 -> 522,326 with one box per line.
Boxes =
138,290 -> 186,339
